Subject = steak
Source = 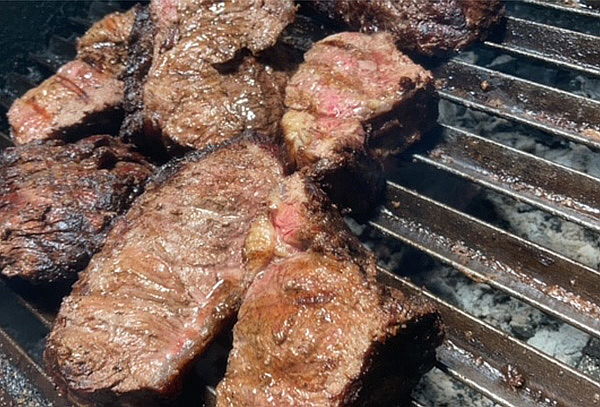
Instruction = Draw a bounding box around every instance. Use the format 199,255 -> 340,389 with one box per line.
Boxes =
44,136 -> 286,405
120,5 -> 160,157
145,54 -> 289,152
0,135 -> 153,283
282,32 -> 437,214
216,174 -> 443,406
141,0 -> 296,152
311,0 -> 504,56
8,9 -> 136,144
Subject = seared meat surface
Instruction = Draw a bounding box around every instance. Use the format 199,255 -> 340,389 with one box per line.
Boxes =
282,32 -> 436,214
0,135 -> 153,283
141,0 -> 296,151
311,0 -> 504,56
8,10 -> 135,144
120,5 -> 157,154
44,136 -> 286,405
216,174 -> 443,406
145,54 -> 289,152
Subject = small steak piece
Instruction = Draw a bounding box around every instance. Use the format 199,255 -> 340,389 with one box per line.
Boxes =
282,32 -> 436,214
141,0 -> 296,151
44,136 -> 286,405
311,0 -> 504,56
145,55 -> 289,152
8,9 -> 136,144
0,135 -> 153,283
216,175 -> 443,406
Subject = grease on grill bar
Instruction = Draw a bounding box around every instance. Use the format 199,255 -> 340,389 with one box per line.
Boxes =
484,16 -> 600,76
0,325 -> 68,406
415,125 -> 600,233
435,60 -> 600,150
519,0 -> 600,19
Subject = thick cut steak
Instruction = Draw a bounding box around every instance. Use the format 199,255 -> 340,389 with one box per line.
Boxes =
145,54 -> 289,152
282,32 -> 436,214
141,0 -> 296,151
8,9 -> 136,144
311,0 -> 504,56
44,136 -> 285,405
0,135 -> 153,283
216,174 -> 443,406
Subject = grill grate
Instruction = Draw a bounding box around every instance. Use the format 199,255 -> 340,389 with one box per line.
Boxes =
368,1 -> 600,405
0,1 -> 599,406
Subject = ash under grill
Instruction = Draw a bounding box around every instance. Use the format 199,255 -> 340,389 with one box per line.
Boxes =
0,1 -> 599,406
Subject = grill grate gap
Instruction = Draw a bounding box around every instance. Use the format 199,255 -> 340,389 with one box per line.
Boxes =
455,46 -> 600,100
508,0 -> 600,36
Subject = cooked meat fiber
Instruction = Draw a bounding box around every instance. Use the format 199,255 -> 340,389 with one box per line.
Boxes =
8,9 -> 135,145
141,0 -> 296,151
145,54 -> 289,152
216,175 -> 443,406
282,32 -> 436,214
45,137 -> 286,405
217,254 -> 442,407
120,5 -> 157,153
311,0 -> 504,56
0,136 -> 153,283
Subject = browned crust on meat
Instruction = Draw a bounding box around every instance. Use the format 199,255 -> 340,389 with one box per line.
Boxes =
8,9 -> 136,144
44,136 -> 285,405
0,135 -> 154,283
311,0 -> 504,56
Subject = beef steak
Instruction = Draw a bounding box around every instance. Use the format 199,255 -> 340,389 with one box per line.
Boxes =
141,0 -> 296,151
44,136 -> 286,405
120,5 -> 158,155
282,31 -> 436,214
8,9 -> 136,144
145,54 -> 289,152
216,174 -> 443,406
0,135 -> 153,283
311,0 -> 504,56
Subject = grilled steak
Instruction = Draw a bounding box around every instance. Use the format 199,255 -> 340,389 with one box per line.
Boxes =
141,0 -> 296,152
8,9 -> 135,144
0,135 -> 153,283
44,136 -> 286,405
120,5 -> 159,156
216,174 -> 443,406
311,0 -> 504,56
282,31 -> 436,214
145,54 -> 289,152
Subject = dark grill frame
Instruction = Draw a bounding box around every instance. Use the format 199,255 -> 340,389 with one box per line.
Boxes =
0,1 -> 599,406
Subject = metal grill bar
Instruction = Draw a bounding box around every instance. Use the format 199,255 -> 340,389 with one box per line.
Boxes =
0,132 -> 12,149
378,269 -> 600,407
484,16 -> 600,76
434,60 -> 600,150
0,329 -> 70,407
0,281 -> 52,363
519,0 -> 600,18
415,125 -> 600,233
1,282 -> 54,329
371,182 -> 600,338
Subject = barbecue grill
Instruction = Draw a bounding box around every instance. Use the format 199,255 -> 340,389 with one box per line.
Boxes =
0,1 -> 599,406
